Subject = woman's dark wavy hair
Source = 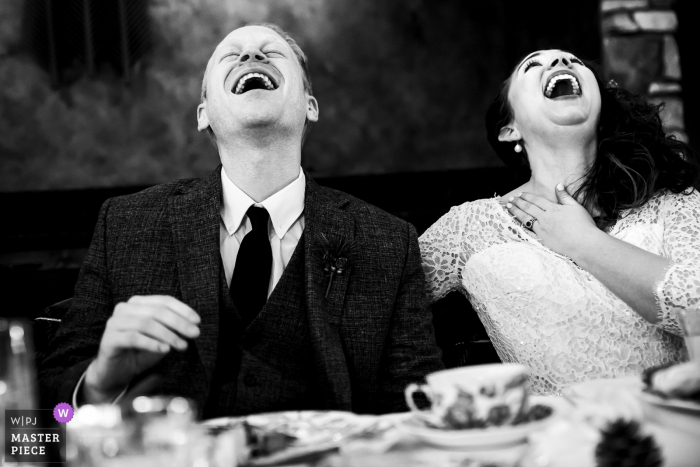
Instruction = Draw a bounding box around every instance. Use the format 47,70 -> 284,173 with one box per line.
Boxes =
485,56 -> 700,230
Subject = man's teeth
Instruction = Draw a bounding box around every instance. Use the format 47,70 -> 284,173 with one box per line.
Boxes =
544,74 -> 581,98
234,73 -> 275,94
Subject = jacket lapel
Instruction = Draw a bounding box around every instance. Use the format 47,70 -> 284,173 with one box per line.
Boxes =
169,167 -> 222,386
304,175 -> 355,409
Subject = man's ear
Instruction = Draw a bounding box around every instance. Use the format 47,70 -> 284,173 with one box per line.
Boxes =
197,103 -> 210,132
306,94 -> 319,123
497,124 -> 521,143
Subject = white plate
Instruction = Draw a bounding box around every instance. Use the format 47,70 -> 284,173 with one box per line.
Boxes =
639,390 -> 700,414
563,376 -> 643,400
395,397 -> 560,448
564,376 -> 700,436
202,410 -> 377,465
638,390 -> 700,437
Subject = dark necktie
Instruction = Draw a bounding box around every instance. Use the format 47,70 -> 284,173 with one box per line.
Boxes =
230,206 -> 272,326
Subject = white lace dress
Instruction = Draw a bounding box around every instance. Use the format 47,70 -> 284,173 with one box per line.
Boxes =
420,189 -> 700,395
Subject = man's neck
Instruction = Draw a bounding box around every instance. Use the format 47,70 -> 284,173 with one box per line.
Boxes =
218,134 -> 302,202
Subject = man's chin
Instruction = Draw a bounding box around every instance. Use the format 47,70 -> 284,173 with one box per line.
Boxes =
230,101 -> 281,124
239,112 -> 280,127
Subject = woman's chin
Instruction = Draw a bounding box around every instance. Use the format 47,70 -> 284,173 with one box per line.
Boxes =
547,110 -> 594,128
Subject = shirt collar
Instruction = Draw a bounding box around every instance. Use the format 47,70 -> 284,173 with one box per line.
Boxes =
220,168 -> 306,239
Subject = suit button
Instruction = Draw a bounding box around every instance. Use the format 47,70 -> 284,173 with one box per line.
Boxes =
243,374 -> 258,387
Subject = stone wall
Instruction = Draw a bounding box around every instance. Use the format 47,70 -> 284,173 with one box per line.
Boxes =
601,0 -> 686,141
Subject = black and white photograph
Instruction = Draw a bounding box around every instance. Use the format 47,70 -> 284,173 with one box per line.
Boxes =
1,1 -> 699,465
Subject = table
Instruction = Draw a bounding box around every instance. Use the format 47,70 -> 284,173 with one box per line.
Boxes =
251,380 -> 700,467
59,378 -> 700,467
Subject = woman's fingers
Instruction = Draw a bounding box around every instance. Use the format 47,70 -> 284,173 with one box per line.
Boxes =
517,192 -> 556,211
555,183 -> 581,205
506,200 -> 539,230
507,195 -> 544,224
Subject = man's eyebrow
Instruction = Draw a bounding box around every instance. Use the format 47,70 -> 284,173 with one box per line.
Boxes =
262,37 -> 288,50
216,36 -> 287,63
516,52 -> 541,72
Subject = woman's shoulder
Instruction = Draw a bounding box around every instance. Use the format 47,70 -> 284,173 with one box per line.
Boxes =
438,197 -> 503,222
641,187 -> 700,212
421,197 -> 502,240
658,187 -> 700,203
620,188 -> 700,225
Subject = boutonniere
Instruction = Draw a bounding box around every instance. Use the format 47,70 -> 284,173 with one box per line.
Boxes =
314,233 -> 356,298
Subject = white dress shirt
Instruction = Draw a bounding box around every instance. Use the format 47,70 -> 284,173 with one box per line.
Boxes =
219,168 -> 306,295
74,168 -> 306,408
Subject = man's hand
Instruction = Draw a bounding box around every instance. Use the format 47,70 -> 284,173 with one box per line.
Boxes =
83,295 -> 200,403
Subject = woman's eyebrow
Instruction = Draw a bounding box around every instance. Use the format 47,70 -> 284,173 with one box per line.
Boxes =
516,52 -> 541,72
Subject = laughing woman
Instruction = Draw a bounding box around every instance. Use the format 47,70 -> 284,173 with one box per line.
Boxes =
420,49 -> 700,395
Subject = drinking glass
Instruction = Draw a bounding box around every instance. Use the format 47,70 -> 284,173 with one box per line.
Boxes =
67,397 -> 204,467
1,318 -> 39,464
0,318 -> 38,410
677,304 -> 700,361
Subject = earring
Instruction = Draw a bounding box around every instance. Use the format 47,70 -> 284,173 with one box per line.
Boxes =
514,143 -> 522,153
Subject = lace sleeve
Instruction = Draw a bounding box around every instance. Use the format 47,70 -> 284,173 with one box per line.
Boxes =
655,189 -> 700,335
419,204 -> 469,304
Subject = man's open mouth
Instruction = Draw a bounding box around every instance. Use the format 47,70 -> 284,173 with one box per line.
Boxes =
544,72 -> 581,99
233,72 -> 278,95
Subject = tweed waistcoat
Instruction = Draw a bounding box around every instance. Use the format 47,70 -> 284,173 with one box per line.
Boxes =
204,231 -> 318,416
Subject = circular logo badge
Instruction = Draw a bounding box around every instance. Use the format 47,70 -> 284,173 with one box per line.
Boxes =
53,402 -> 74,423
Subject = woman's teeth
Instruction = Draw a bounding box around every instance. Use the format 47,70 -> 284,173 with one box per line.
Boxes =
544,74 -> 581,98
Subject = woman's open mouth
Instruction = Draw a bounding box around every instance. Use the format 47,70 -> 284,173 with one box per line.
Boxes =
544,72 -> 581,99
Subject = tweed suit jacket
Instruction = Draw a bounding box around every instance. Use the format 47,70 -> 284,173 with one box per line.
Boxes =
39,166 -> 444,415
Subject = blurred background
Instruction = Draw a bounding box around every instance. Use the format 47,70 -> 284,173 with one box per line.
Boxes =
0,0 -> 696,363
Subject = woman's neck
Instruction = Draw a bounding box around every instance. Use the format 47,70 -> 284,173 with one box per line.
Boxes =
523,136 -> 597,203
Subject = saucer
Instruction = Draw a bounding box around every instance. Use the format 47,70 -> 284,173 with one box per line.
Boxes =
395,397 -> 561,448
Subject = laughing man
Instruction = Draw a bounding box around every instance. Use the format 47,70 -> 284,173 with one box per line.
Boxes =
39,23 -> 443,417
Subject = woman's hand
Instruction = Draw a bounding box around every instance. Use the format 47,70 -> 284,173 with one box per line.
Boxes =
506,183 -> 600,259
507,183 -> 681,324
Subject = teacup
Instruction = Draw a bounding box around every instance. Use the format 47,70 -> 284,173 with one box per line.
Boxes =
404,364 -> 529,429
